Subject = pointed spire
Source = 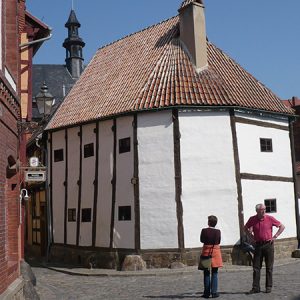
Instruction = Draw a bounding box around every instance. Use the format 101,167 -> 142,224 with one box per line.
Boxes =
65,9 -> 80,28
63,9 -> 85,78
179,0 -> 204,11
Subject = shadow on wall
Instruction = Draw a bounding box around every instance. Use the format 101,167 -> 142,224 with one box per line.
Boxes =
6,155 -> 17,179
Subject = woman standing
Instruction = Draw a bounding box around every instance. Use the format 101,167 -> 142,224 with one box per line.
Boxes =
200,215 -> 223,298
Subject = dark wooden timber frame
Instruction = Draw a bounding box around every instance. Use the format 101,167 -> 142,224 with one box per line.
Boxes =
76,126 -> 83,246
240,173 -> 293,182
289,120 -> 300,240
230,110 -> 245,238
110,119 -> 117,249
92,122 -> 99,247
49,133 -> 54,243
64,129 -> 68,244
133,114 -> 141,251
172,109 -> 184,250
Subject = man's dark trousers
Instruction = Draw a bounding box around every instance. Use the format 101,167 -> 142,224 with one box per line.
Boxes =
252,242 -> 274,291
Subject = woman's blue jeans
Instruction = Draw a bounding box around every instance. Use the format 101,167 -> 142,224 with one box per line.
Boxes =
203,267 -> 218,296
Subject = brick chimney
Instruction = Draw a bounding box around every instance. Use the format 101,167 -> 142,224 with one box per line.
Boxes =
178,0 -> 208,71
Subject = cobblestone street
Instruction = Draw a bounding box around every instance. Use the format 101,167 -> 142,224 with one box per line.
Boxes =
32,259 -> 300,300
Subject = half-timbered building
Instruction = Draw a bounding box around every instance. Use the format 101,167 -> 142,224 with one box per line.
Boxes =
45,0 -> 299,268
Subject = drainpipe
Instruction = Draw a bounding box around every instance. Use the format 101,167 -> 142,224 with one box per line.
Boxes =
19,29 -> 52,48
289,117 -> 300,249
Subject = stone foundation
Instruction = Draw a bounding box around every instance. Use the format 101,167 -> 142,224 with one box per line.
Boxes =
49,238 -> 298,269
0,278 -> 24,300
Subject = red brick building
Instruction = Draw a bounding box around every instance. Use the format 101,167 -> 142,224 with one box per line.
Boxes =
0,0 -> 50,297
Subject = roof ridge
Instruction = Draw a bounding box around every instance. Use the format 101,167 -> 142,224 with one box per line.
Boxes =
97,15 -> 178,52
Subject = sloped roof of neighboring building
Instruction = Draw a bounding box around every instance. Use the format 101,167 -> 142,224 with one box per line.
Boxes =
25,11 -> 51,56
32,64 -> 76,119
46,16 -> 293,130
282,97 -> 300,109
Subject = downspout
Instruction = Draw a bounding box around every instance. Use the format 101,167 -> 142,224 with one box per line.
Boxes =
289,117 -> 300,249
19,29 -> 52,48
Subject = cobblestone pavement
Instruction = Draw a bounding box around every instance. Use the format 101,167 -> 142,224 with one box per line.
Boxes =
32,260 -> 300,300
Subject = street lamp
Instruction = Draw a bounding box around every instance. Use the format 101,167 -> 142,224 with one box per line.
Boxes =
35,82 -> 55,118
18,82 -> 54,133
19,188 -> 29,224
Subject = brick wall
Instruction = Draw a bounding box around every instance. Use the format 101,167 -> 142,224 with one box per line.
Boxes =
0,82 -> 20,295
0,0 -> 25,296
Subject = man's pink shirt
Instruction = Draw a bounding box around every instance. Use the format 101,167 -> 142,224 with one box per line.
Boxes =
245,214 -> 281,242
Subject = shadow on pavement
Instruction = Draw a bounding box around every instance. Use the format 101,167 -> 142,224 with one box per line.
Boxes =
143,292 -> 201,299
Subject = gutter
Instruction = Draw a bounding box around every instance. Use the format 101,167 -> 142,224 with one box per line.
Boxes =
45,105 -> 296,133
19,29 -> 52,48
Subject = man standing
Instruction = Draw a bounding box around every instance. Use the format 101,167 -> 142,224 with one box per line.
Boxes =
244,203 -> 285,294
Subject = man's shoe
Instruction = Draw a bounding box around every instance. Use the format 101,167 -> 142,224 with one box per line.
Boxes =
200,294 -> 210,299
212,293 -> 220,298
248,288 -> 260,294
266,288 -> 272,293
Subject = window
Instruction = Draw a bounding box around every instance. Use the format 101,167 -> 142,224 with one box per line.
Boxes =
119,137 -> 131,154
68,209 -> 76,222
118,206 -> 131,221
54,149 -> 64,162
260,138 -> 273,152
81,208 -> 92,222
264,199 -> 277,213
84,143 -> 94,158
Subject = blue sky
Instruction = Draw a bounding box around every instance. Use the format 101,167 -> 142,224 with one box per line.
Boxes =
26,0 -> 299,100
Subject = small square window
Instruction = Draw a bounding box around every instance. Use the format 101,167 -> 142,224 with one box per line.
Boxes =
119,137 -> 131,154
54,149 -> 64,162
118,206 -> 131,221
264,199 -> 277,213
260,138 -> 273,152
84,143 -> 94,158
81,208 -> 92,222
68,208 -> 76,222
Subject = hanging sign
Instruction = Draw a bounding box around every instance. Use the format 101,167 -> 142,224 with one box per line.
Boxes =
29,157 -> 39,167
25,170 -> 46,182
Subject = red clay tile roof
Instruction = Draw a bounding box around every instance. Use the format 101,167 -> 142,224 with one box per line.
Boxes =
46,16 -> 294,130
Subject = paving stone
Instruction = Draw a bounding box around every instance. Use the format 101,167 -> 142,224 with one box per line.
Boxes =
32,259 -> 300,300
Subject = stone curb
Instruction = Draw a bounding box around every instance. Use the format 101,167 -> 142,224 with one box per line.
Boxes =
42,258 -> 300,277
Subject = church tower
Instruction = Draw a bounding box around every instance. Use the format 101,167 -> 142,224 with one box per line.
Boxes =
63,9 -> 85,79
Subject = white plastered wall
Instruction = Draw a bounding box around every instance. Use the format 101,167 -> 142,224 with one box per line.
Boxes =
236,115 -> 292,177
113,116 -> 135,249
138,111 -> 178,249
236,113 -> 296,238
79,123 -> 96,246
179,110 -> 239,247
242,180 -> 297,238
95,120 -> 113,248
66,127 -> 80,245
51,130 -> 66,244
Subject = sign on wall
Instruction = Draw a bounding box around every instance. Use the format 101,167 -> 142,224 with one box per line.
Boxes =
25,170 -> 46,182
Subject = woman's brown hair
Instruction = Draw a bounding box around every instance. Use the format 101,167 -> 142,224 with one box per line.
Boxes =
208,215 -> 218,227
